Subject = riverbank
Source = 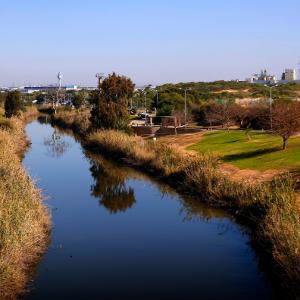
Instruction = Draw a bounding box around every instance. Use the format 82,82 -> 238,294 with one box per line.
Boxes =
0,107 -> 50,299
48,108 -> 300,298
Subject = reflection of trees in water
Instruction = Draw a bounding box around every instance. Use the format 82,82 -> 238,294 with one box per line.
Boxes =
179,195 -> 228,223
44,129 -> 70,158
89,156 -> 136,214
86,151 -> 229,222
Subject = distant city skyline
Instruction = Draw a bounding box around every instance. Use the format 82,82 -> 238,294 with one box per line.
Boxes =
1,0 -> 300,86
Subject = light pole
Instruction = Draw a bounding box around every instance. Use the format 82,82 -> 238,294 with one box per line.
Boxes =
265,84 -> 278,130
144,91 -> 147,115
184,89 -> 187,125
180,87 -> 191,126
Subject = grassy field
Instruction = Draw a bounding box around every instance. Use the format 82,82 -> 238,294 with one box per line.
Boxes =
188,130 -> 300,171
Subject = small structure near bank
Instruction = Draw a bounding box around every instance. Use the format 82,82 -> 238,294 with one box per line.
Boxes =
131,115 -> 201,136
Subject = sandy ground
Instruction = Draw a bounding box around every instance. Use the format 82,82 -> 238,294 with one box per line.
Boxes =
158,132 -> 206,150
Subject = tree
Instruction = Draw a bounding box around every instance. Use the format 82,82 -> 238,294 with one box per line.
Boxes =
172,110 -> 192,126
4,91 -> 24,118
0,92 -> 7,106
36,93 -> 46,104
72,92 -> 85,109
156,92 -> 185,116
272,101 -> 300,150
90,73 -> 135,130
46,89 -> 65,114
206,100 -> 236,129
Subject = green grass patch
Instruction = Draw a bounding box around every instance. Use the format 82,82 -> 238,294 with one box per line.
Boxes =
187,130 -> 300,171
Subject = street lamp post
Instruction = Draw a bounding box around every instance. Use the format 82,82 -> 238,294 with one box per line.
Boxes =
182,87 -> 192,126
265,84 -> 278,130
144,91 -> 147,115
184,88 -> 187,125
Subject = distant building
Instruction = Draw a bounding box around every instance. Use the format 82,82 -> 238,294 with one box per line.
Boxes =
65,85 -> 78,91
246,69 -> 276,84
21,85 -> 79,93
281,69 -> 296,81
22,86 -> 58,94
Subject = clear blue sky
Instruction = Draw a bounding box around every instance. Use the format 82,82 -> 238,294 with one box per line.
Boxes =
1,0 -> 299,86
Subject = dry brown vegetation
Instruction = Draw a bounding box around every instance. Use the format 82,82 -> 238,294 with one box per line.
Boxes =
87,129 -> 300,295
0,108 -> 50,300
49,107 -> 91,133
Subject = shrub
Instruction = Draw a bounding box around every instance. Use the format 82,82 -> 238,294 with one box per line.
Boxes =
4,91 -> 24,118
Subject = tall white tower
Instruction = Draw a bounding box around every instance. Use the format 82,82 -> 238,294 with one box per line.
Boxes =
57,72 -> 63,89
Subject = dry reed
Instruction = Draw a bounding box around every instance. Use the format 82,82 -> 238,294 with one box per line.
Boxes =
0,108 -> 50,300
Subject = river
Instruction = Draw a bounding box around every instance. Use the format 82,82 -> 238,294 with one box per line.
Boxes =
22,120 -> 277,299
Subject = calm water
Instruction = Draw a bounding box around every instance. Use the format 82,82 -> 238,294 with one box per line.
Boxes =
23,121 -> 275,300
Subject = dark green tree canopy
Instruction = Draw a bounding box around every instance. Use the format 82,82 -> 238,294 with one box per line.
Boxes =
101,72 -> 135,102
90,73 -> 135,130
72,92 -> 85,109
4,91 -> 24,118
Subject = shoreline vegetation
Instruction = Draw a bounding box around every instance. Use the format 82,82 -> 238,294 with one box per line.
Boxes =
0,107 -> 50,300
48,108 -> 300,297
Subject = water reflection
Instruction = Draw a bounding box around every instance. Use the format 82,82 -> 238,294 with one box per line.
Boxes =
88,153 -> 136,214
179,196 -> 229,222
86,150 -> 231,223
43,129 -> 70,158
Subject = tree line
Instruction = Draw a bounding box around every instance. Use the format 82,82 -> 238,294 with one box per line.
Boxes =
2,75 -> 300,150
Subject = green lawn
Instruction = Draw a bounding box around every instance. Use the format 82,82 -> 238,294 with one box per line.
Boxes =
187,130 -> 300,171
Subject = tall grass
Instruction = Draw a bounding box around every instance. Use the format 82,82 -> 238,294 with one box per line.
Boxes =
50,107 -> 91,133
88,129 -> 299,293
0,109 -> 50,299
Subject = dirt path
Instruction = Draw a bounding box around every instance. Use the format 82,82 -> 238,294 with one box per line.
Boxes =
220,163 -> 280,183
158,132 -> 205,150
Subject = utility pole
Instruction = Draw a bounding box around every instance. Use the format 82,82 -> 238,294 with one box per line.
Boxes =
270,87 -> 272,130
184,88 -> 187,125
265,84 -> 278,130
144,91 -> 147,114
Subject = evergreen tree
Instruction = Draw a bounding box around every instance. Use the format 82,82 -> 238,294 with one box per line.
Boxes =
4,91 -> 24,118
90,73 -> 135,130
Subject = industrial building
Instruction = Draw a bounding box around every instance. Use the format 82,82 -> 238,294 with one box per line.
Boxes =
281,69 -> 297,81
246,68 -> 299,84
246,70 -> 276,84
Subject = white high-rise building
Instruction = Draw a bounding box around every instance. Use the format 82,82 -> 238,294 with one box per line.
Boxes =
282,69 -> 296,81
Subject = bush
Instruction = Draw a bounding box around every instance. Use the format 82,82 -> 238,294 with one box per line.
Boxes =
72,93 -> 85,109
4,91 -> 24,118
